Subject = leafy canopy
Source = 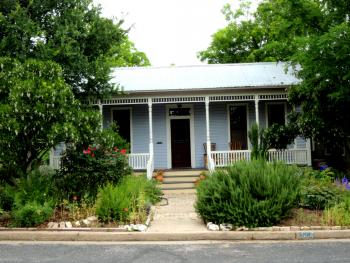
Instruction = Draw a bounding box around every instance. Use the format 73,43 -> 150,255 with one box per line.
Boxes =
198,0 -> 324,63
0,57 -> 100,178
0,0 -> 150,97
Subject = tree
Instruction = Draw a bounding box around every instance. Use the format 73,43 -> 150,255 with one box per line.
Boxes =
0,58 -> 100,180
198,0 -> 324,63
0,0 -> 150,97
110,39 -> 150,67
289,21 -> 350,157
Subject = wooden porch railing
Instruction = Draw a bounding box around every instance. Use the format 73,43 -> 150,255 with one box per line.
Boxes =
50,152 -> 151,171
128,153 -> 150,170
211,149 -> 310,168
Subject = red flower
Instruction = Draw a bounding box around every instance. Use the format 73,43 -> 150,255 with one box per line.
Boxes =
91,153 -> 95,157
120,149 -> 127,155
83,149 -> 91,155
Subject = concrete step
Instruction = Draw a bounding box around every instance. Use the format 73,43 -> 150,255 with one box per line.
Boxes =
162,189 -> 196,195
160,182 -> 195,190
162,177 -> 198,183
163,170 -> 204,177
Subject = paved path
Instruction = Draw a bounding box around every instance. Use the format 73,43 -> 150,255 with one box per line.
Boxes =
148,194 -> 207,232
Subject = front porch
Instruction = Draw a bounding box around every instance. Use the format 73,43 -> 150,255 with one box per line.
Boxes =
101,92 -> 311,177
50,92 -> 311,178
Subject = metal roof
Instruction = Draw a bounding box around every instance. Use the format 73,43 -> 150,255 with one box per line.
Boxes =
110,62 -> 300,93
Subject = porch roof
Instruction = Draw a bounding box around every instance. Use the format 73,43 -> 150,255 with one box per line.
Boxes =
111,62 -> 300,93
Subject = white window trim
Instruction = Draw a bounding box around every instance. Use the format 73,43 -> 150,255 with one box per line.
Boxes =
165,104 -> 195,169
110,107 -> 133,153
227,103 -> 250,150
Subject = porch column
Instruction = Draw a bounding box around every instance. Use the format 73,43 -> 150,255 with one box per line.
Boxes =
148,98 -> 154,159
205,96 -> 211,168
98,99 -> 103,130
254,95 -> 259,127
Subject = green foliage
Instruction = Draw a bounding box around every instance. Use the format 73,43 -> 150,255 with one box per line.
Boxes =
248,123 -> 269,160
0,58 -> 100,179
200,0 -> 350,160
198,0 -> 324,63
95,176 -> 161,223
289,21 -> 350,156
56,126 -> 131,200
56,147 -> 131,201
264,124 -> 298,150
14,166 -> 58,207
195,160 -> 301,227
299,168 -> 345,210
323,194 -> 350,226
12,201 -> 54,227
0,183 -> 15,211
109,39 -> 150,67
0,0 -> 150,97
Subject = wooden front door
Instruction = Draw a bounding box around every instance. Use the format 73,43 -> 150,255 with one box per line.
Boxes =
171,119 -> 191,168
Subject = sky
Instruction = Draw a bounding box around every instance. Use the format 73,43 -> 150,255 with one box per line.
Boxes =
93,0 -> 239,66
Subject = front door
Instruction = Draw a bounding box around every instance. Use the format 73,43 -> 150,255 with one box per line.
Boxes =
171,119 -> 191,168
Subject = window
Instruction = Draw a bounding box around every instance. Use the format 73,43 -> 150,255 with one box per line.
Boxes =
229,105 -> 248,150
112,109 -> 131,143
267,103 -> 285,127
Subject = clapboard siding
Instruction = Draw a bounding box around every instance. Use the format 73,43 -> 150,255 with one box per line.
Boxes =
152,104 -> 168,168
102,100 -> 308,169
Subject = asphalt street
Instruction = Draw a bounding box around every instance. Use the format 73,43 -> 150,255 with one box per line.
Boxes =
0,240 -> 349,263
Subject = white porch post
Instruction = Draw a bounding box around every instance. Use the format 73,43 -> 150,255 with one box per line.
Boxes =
98,99 -> 103,130
148,98 -> 154,156
306,138 -> 312,166
148,98 -> 154,174
254,95 -> 259,127
205,96 -> 212,170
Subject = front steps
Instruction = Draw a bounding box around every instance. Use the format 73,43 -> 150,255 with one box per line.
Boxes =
159,170 -> 203,195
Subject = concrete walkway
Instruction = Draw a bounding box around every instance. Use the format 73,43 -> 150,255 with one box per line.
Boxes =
147,194 -> 207,233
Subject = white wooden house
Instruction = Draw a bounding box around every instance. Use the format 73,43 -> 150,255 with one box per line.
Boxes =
51,62 -> 311,179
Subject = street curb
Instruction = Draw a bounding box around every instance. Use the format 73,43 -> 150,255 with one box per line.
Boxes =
1,230 -> 350,242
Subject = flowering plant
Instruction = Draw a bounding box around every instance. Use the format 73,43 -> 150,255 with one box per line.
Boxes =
335,176 -> 350,190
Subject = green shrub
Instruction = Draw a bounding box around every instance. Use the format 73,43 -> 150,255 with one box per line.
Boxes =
95,175 -> 161,223
0,183 -> 15,211
56,126 -> 131,201
248,123 -> 269,160
95,183 -> 131,223
299,168 -> 344,210
14,166 -> 58,207
322,194 -> 350,226
195,160 -> 301,227
12,201 -> 54,227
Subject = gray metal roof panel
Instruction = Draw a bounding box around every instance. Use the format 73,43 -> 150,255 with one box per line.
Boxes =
110,62 -> 300,92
